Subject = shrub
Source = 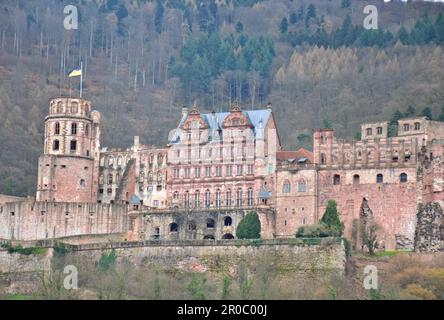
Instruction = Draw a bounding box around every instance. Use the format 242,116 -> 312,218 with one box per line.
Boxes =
295,224 -> 331,238
53,242 -> 69,255
236,212 -> 261,239
1,242 -> 47,255
98,249 -> 117,271
401,284 -> 436,300
321,200 -> 344,236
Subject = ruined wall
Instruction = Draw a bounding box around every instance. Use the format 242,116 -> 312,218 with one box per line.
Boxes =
37,155 -> 97,203
317,167 -> 418,250
275,166 -> 318,237
414,202 -> 444,252
129,208 -> 275,241
0,201 -> 129,241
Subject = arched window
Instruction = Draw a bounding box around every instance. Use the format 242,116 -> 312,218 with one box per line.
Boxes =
236,188 -> 242,207
169,223 -> 178,233
108,174 -> 113,185
173,191 -> 179,200
194,190 -> 200,208
247,188 -> 254,206
79,179 -> 85,187
283,180 -> 291,193
206,218 -> 215,228
205,189 -> 211,208
215,189 -> 221,208
400,173 -> 408,183
54,122 -> 60,135
53,140 -> 60,151
85,124 -> 89,137
184,191 -> 190,208
56,101 -> 63,113
224,216 -> 232,226
353,174 -> 360,185
320,153 -> 326,165
320,135 -> 324,144
71,123 -> 77,135
222,233 -> 235,239
298,180 -> 307,192
71,102 -> 78,113
376,174 -> 384,183
226,189 -> 232,207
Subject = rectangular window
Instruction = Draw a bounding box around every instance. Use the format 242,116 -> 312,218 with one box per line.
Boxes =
247,164 -> 254,175
70,140 -> 77,151
173,168 -> 179,179
237,164 -> 243,176
195,167 -> 200,178
205,166 -> 211,177
226,165 -> 232,176
403,124 -> 410,131
216,166 -> 222,177
185,168 -> 190,178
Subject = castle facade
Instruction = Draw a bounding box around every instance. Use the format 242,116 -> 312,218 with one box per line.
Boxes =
1,97 -> 444,250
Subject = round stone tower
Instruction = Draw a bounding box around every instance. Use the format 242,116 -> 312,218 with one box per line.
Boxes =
36,97 -> 101,203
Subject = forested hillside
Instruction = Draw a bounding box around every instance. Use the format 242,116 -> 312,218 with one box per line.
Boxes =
0,0 -> 444,196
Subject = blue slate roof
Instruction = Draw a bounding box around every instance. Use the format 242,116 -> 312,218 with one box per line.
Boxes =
168,109 -> 272,144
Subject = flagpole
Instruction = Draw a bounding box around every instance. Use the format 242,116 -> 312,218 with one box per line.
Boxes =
80,60 -> 83,98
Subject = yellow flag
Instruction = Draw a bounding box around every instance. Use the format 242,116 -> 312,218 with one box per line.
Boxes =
68,68 -> 82,77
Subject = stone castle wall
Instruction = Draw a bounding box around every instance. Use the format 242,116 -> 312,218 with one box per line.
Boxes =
0,201 -> 129,241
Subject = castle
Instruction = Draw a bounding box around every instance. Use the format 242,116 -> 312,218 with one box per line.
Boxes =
1,97 -> 444,250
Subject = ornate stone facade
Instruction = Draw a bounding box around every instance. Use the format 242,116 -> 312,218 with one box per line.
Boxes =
1,97 -> 444,249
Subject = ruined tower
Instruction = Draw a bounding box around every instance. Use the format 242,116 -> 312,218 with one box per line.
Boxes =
36,97 -> 101,202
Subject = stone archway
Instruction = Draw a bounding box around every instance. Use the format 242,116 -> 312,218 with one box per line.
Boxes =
222,233 -> 234,239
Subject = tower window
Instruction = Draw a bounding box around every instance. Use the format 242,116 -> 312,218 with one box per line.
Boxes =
333,175 -> 341,185
376,127 -> 383,135
54,122 -> 60,135
79,179 -> 85,187
71,123 -> 77,135
403,124 -> 410,132
353,174 -> 360,185
376,174 -> 384,183
85,124 -> 89,137
400,173 -> 408,183
53,140 -> 60,151
366,128 -> 372,136
414,122 -> 420,130
70,140 -> 77,151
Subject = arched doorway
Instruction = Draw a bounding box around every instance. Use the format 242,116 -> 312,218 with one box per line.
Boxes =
222,233 -> 234,239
